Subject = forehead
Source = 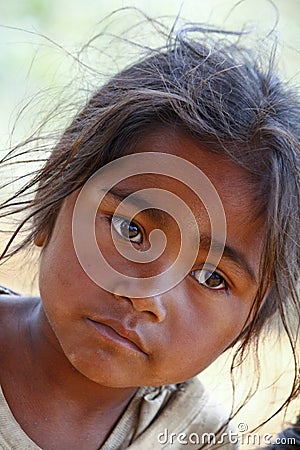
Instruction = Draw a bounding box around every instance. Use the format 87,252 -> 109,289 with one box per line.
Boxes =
118,127 -> 265,272
124,127 -> 259,218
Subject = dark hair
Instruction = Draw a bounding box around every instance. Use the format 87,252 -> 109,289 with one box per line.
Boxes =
1,18 -> 299,425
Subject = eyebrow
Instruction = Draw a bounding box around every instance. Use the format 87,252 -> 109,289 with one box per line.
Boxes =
100,187 -> 169,227
198,233 -> 257,283
101,187 -> 257,283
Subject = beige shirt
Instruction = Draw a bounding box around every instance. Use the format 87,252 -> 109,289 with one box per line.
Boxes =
0,377 -> 239,450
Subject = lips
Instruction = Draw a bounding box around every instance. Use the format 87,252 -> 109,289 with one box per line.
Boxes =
86,317 -> 148,356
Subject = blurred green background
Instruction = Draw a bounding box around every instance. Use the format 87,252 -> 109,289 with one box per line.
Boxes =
0,0 -> 299,150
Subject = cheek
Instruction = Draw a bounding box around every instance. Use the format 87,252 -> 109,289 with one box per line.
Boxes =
38,228 -> 91,327
40,208 -> 86,282
158,291 -> 253,381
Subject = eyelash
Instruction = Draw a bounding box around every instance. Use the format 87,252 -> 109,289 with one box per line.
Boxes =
109,215 -> 229,292
110,216 -> 143,244
190,269 -> 229,292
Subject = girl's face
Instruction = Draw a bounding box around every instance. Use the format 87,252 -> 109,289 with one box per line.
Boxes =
38,128 -> 265,387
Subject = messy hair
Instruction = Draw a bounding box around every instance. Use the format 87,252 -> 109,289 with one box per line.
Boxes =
0,16 -> 299,425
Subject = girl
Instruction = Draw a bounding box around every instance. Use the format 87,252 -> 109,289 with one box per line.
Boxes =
0,19 -> 299,450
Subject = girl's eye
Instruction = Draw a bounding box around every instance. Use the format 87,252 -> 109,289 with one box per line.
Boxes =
111,216 -> 143,243
191,269 -> 227,290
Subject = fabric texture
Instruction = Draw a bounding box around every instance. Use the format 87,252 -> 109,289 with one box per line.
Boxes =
264,414 -> 300,449
0,379 -> 238,449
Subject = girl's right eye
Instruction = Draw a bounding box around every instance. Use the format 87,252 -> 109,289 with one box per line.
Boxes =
111,216 -> 143,244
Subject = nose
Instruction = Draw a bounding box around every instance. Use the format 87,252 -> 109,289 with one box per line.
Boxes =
114,294 -> 167,322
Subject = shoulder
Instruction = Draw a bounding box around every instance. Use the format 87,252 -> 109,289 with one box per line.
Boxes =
0,287 -> 40,346
162,377 -> 231,430
130,378 -> 239,449
264,415 -> 300,449
0,285 -> 39,312
0,288 -> 40,388
0,286 -> 20,296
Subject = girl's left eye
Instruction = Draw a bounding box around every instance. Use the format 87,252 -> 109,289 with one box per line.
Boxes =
191,269 -> 227,290
111,216 -> 143,243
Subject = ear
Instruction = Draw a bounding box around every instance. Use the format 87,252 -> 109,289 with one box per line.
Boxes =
34,231 -> 48,248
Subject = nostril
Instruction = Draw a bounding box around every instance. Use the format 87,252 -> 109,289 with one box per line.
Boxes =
130,297 -> 167,322
113,294 -> 134,307
144,310 -> 160,321
113,293 -> 166,322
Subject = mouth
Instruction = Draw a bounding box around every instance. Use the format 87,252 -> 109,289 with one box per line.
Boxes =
86,318 -> 148,356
